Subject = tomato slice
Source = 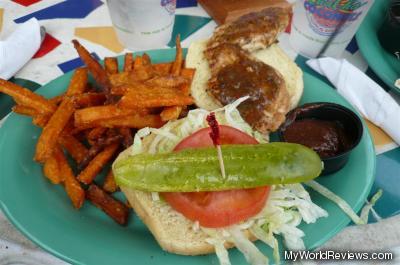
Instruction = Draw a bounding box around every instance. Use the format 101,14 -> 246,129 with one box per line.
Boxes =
161,125 -> 270,228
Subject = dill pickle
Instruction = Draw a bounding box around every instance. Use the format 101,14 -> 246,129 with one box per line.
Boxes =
113,143 -> 322,192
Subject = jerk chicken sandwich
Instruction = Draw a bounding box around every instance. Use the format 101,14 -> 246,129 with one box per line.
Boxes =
113,6 -> 328,265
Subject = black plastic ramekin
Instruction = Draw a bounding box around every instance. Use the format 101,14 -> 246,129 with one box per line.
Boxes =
277,102 -> 363,175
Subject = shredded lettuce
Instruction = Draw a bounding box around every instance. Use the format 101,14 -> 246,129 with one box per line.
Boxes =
228,226 -> 269,265
305,180 -> 364,224
250,225 -> 280,264
199,184 -> 328,265
122,97 -> 268,159
360,189 -> 382,223
151,192 -> 160,201
206,238 -> 231,265
254,184 -> 327,252
305,181 -> 383,226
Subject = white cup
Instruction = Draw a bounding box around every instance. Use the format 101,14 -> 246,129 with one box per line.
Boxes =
289,0 -> 374,58
107,0 -> 176,50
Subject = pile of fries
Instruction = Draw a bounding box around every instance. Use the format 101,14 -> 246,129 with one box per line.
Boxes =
0,36 -> 195,225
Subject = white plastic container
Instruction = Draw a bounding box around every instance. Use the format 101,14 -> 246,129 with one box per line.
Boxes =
107,0 -> 176,50
289,0 -> 374,58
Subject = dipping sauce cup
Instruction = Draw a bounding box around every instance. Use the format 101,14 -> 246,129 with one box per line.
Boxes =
278,102 -> 363,175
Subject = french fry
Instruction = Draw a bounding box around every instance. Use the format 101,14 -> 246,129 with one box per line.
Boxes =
118,127 -> 133,148
72,40 -> 110,92
153,62 -> 172,75
87,127 -> 107,141
180,68 -> 196,82
171,35 -> 183,75
49,95 -> 64,105
109,72 -> 137,87
79,133 -> 122,170
145,75 -> 188,87
160,106 -> 183,121
123,53 -> 134,72
0,79 -> 56,114
119,86 -> 193,109
43,146 -> 62,184
103,169 -> 119,193
12,105 -> 39,117
35,97 -> 75,163
65,68 -> 88,96
74,92 -> 106,108
179,83 -> 191,95
133,55 -> 143,68
32,114 -> 51,128
104,57 -> 118,75
142,53 -> 152,65
132,55 -> 154,81
58,134 -> 89,164
110,86 -> 130,96
86,184 -> 129,225
96,114 -> 164,129
110,82 -> 150,95
74,105 -> 140,127
77,142 -> 120,185
56,147 -> 85,209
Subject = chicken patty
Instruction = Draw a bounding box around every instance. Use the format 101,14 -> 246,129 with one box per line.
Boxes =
207,46 -> 289,133
207,7 -> 291,53
205,7 -> 291,133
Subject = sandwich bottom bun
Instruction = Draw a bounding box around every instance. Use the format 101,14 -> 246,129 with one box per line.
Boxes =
115,120 -> 259,256
122,187 -> 257,255
185,39 -> 304,111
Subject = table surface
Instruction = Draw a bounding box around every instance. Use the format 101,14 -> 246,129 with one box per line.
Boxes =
0,0 -> 399,264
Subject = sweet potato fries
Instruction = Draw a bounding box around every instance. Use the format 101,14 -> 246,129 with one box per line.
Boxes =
0,36 -> 195,225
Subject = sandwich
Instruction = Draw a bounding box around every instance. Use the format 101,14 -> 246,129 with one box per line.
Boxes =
113,6 -> 327,265
113,99 -> 328,265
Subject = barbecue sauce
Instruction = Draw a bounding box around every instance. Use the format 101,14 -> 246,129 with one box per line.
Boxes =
282,118 -> 351,158
209,60 -> 282,127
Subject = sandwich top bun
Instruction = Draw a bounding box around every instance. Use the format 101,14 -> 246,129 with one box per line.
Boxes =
186,39 -> 303,112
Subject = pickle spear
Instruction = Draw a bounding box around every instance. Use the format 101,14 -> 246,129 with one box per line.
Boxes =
113,143 -> 322,192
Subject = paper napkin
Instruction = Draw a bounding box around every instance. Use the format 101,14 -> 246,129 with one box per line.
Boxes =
0,18 -> 41,80
307,57 -> 400,145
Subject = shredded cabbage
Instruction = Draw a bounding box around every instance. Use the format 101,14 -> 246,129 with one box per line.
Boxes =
199,184 -> 328,265
305,180 -> 364,224
305,181 -> 383,225
123,97 -> 268,159
151,192 -> 160,201
228,226 -> 269,265
206,238 -> 231,265
360,189 -> 383,223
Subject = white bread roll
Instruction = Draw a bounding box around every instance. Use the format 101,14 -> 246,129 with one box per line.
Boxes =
185,40 -> 303,111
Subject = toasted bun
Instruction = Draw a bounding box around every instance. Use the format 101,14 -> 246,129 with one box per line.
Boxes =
122,187 -> 257,255
186,40 -> 303,111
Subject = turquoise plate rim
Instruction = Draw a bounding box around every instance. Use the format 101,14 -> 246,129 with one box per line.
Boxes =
0,48 -> 376,265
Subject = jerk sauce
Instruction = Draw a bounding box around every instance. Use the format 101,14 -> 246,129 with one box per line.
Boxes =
282,118 -> 351,159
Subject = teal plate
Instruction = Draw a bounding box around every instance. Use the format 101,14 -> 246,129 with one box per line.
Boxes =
0,49 -> 375,265
356,0 -> 400,94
